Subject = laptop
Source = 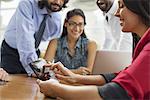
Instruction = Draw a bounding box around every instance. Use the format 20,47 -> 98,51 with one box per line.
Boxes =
92,50 -> 132,74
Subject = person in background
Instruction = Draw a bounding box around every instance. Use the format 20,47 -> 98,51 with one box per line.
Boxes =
97,0 -> 132,51
44,8 -> 97,75
0,68 -> 8,81
1,0 -> 69,76
37,0 -> 150,99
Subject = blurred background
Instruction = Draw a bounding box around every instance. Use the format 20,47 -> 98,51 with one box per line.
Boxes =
0,0 -> 106,51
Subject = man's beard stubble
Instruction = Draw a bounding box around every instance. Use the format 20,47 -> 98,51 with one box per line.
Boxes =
46,2 -> 63,12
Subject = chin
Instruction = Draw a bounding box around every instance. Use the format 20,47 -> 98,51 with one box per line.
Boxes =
121,28 -> 131,33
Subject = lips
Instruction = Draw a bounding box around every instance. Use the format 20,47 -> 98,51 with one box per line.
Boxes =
52,4 -> 59,9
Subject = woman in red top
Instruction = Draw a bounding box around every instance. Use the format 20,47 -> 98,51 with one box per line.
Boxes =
37,0 -> 150,99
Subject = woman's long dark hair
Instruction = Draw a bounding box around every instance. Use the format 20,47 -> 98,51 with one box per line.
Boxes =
123,0 -> 149,55
123,0 -> 150,27
38,0 -> 69,9
61,8 -> 87,38
132,33 -> 141,56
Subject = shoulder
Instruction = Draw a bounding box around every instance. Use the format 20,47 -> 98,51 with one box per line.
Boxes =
87,40 -> 97,49
143,42 -> 150,51
17,0 -> 35,11
19,0 -> 35,6
50,39 -> 58,45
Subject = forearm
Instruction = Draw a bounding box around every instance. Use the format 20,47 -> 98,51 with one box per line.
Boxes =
75,74 -> 106,85
55,84 -> 102,100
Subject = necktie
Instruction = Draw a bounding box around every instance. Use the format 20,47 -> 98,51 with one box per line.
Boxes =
106,15 -> 108,22
34,14 -> 49,49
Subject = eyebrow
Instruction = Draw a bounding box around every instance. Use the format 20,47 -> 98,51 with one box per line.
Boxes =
68,20 -> 84,24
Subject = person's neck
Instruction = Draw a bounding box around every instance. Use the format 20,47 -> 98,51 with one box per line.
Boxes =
134,24 -> 149,37
47,9 -> 52,14
67,36 -> 78,48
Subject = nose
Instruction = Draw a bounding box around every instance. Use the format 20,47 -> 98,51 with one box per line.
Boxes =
73,25 -> 80,32
115,8 -> 120,18
54,0 -> 63,4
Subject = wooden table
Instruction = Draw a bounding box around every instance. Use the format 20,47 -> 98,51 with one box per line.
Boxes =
0,74 -> 54,100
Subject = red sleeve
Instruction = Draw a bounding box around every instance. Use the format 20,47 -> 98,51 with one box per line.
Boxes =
112,48 -> 150,99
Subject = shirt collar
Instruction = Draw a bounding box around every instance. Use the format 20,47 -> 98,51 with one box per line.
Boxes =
76,37 -> 82,48
107,0 -> 118,15
62,36 -> 82,49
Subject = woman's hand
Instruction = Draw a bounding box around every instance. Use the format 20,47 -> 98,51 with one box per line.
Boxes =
50,62 -> 75,76
45,62 -> 81,85
37,79 -> 59,98
0,68 -> 9,81
76,67 -> 91,75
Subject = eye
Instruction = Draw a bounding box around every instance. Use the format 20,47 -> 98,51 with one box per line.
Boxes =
68,22 -> 76,26
68,21 -> 84,28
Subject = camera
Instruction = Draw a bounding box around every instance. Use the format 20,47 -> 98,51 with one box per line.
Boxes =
30,58 -> 56,81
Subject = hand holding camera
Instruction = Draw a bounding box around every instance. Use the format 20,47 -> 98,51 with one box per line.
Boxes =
30,58 -> 58,81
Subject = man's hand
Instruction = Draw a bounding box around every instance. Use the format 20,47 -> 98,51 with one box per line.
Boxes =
0,68 -> 9,81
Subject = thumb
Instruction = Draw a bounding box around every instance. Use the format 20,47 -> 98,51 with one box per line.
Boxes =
37,79 -> 43,85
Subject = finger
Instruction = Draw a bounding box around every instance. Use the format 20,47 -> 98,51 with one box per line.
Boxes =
84,69 -> 91,73
80,67 -> 90,72
37,79 -> 43,85
53,70 -> 62,75
2,72 -> 8,81
50,62 -> 63,70
55,74 -> 69,81
51,62 -> 69,75
43,63 -> 52,67
0,73 -> 3,80
82,70 -> 90,75
0,69 -> 8,81
37,79 -> 41,84
56,74 -> 76,84
0,68 -> 4,79
80,67 -> 91,74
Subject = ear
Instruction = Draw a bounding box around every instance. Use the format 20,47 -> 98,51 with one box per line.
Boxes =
64,22 -> 67,27
64,19 -> 68,27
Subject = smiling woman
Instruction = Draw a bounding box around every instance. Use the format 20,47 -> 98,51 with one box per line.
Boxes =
44,8 -> 97,75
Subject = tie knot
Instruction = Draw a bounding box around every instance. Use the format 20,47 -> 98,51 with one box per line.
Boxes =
43,14 -> 50,20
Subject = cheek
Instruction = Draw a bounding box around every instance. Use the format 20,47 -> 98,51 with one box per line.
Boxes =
66,27 -> 72,33
122,13 -> 139,32
79,28 -> 84,34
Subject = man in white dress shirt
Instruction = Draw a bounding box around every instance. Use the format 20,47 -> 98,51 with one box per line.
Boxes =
96,0 -> 132,51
